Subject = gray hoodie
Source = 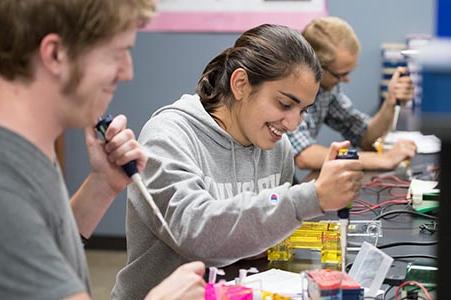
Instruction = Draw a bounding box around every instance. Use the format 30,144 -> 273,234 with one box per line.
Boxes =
112,94 -> 323,300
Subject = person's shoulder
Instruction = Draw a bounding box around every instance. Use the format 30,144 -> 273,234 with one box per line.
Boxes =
317,88 -> 335,101
147,98 -> 199,128
143,111 -> 193,136
0,187 -> 41,227
0,127 -> 55,172
139,112 -> 198,150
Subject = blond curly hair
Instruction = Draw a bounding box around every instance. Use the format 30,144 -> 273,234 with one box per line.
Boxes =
302,16 -> 360,68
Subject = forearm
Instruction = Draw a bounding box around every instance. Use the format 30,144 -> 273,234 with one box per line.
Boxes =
70,173 -> 118,238
294,144 -> 329,170
361,100 -> 395,149
296,144 -> 398,170
358,151 -> 394,170
134,182 -> 320,264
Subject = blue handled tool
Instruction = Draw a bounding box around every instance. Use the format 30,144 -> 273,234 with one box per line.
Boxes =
95,114 -> 138,177
95,115 -> 178,245
336,148 -> 359,218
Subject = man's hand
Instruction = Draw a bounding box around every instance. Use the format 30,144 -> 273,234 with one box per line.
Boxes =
85,114 -> 147,194
145,261 -> 206,300
315,141 -> 364,211
381,139 -> 417,169
387,67 -> 414,106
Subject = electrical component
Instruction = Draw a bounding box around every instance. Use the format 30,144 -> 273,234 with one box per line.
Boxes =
320,231 -> 341,270
405,264 -> 437,291
267,221 -> 342,270
384,260 -> 409,286
267,239 -> 293,262
290,222 -> 339,250
419,221 -> 438,234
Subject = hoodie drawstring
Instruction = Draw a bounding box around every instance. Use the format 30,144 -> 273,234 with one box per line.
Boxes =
231,142 -> 261,194
231,141 -> 238,194
253,148 -> 260,193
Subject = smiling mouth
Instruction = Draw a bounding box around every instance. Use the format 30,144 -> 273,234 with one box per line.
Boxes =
267,123 -> 285,137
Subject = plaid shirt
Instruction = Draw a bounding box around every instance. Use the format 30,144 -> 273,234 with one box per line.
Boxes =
287,86 -> 370,155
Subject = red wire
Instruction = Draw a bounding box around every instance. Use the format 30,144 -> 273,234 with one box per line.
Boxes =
351,174 -> 411,214
395,280 -> 432,300
388,187 -> 408,197
351,199 -> 410,214
363,175 -> 411,189
373,174 -> 411,184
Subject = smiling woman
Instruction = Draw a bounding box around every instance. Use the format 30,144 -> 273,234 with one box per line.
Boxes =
208,68 -> 319,149
112,23 -> 364,300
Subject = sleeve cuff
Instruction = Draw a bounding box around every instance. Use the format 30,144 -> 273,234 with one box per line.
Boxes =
290,180 -> 324,221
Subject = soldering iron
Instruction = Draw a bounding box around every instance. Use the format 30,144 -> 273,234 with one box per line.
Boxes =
95,115 -> 178,245
391,70 -> 410,131
336,148 -> 359,272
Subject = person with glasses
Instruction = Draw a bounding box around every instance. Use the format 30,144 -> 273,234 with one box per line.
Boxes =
288,16 -> 417,170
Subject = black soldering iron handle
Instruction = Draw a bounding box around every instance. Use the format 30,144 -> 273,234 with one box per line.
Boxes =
337,207 -> 350,219
336,148 -> 359,219
95,114 -> 138,178
395,71 -> 409,106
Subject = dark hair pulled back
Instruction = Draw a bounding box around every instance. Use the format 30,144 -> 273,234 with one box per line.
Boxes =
196,24 -> 322,114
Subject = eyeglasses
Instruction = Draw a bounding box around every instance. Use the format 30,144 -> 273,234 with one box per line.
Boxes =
323,66 -> 351,81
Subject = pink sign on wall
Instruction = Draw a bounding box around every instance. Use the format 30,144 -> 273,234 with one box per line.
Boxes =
143,0 -> 328,32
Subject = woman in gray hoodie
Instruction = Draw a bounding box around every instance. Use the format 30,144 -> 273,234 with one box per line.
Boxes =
113,24 -> 363,300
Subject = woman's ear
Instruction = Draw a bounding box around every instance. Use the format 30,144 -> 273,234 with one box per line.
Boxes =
230,68 -> 251,102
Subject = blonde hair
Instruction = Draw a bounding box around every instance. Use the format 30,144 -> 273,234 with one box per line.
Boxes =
302,16 -> 360,67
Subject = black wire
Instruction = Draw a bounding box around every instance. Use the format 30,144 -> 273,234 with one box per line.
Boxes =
362,185 -> 385,203
392,254 -> 438,260
384,285 -> 395,300
399,296 -> 427,300
378,241 -> 437,249
345,262 -> 353,272
373,209 -> 437,220
376,188 -> 382,203
379,203 -> 411,220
